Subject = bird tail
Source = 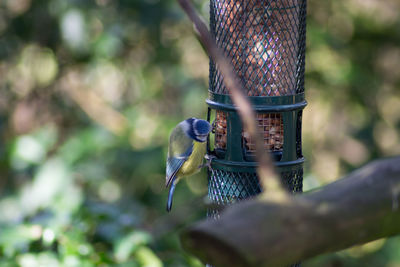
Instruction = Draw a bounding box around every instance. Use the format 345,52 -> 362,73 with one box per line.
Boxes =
166,176 -> 177,212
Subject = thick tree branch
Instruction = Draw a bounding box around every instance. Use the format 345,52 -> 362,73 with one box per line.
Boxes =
181,156 -> 400,266
177,0 -> 285,195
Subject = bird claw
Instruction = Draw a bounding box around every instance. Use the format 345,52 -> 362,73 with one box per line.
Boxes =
200,154 -> 215,171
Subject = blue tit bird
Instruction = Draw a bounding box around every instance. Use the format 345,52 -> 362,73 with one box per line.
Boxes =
166,118 -> 211,212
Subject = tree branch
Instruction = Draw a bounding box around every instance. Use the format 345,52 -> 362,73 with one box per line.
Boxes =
177,0 -> 286,196
180,156 -> 400,266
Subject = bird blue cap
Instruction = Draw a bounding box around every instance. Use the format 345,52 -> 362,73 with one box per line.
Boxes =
193,119 -> 211,135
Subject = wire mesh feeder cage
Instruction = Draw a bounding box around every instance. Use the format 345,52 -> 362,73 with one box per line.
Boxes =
206,0 -> 307,219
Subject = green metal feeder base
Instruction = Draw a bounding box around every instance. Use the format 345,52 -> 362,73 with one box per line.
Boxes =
207,158 -> 303,217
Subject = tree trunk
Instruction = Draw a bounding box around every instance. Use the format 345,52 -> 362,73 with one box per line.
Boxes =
180,157 -> 400,267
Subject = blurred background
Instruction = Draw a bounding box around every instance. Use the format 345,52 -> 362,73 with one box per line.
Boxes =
0,0 -> 399,266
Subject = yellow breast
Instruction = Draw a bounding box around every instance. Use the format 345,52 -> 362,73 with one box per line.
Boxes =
177,141 -> 206,179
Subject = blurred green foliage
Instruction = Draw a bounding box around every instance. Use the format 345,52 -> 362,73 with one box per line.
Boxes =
0,0 -> 399,266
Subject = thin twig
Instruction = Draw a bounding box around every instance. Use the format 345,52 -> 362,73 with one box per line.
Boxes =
177,0 -> 287,196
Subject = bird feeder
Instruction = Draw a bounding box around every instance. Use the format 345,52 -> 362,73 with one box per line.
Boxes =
207,0 -> 307,215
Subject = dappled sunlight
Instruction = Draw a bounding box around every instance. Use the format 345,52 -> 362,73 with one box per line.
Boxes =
8,45 -> 58,96
303,90 -> 332,143
17,253 -> 60,267
348,0 -> 400,25
308,45 -> 352,85
18,158 -> 78,216
98,180 -> 122,203
86,62 -> 127,106
335,136 -> 369,166
0,0 -> 399,265
178,35 -> 209,79
5,0 -> 31,16
12,135 -> 46,168
375,46 -> 400,83
60,70 -> 129,136
61,9 -> 87,52
130,112 -> 161,149
373,122 -> 400,156
341,239 -> 386,258
312,151 -> 341,183
377,94 -> 400,127
0,197 -> 22,223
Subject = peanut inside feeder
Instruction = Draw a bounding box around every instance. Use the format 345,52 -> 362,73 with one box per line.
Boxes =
215,110 -> 227,150
243,113 -> 283,154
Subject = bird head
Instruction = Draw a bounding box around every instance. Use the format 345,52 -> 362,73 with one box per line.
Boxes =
184,118 -> 211,142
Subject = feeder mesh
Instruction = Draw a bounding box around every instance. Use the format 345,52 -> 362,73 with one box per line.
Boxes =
209,0 -> 307,96
208,166 -> 303,218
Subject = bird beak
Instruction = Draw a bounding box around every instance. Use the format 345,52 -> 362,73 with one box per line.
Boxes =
198,134 -> 208,142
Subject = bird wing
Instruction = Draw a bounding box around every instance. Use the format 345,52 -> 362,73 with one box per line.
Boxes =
165,144 -> 193,188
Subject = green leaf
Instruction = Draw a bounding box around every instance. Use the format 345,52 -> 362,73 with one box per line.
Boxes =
135,247 -> 163,267
114,231 -> 152,263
